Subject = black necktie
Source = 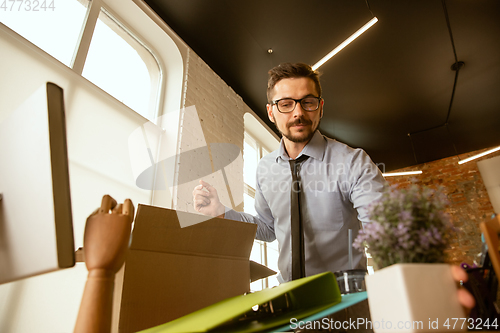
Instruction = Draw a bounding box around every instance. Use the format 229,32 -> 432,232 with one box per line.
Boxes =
289,154 -> 309,280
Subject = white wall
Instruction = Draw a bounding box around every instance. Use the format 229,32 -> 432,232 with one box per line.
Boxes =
175,51 -> 252,214
0,0 -> 280,331
0,0 -> 184,331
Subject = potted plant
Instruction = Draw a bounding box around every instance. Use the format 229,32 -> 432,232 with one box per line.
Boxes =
354,185 -> 466,333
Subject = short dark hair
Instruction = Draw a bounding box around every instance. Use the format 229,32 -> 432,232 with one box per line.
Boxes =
267,63 -> 322,103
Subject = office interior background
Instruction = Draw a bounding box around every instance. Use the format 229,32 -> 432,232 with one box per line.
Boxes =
1,0 -> 499,332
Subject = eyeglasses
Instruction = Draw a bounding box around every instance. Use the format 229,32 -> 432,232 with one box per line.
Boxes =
271,96 -> 322,113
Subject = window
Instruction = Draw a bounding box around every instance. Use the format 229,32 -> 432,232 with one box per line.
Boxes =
244,113 -> 280,291
244,132 -> 280,291
0,0 -> 161,120
0,0 -> 87,66
82,8 -> 161,119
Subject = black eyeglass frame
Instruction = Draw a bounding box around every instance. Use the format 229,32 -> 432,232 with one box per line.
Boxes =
271,96 -> 322,113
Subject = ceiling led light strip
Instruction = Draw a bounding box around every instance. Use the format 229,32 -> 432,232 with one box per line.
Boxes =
458,146 -> 500,165
382,171 -> 423,177
312,17 -> 378,70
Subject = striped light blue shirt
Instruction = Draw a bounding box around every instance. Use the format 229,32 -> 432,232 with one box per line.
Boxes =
226,130 -> 387,282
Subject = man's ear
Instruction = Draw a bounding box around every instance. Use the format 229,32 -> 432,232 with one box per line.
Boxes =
320,99 -> 324,119
267,104 -> 275,123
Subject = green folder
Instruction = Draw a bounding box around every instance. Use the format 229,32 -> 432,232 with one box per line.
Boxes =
274,291 -> 368,332
140,271 -> 344,333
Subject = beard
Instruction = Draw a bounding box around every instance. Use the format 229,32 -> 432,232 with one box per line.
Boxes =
276,116 -> 320,143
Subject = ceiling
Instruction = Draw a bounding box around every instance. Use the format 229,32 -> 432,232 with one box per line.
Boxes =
145,0 -> 500,172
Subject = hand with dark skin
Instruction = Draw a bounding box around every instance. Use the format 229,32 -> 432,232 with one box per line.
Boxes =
74,195 -> 134,333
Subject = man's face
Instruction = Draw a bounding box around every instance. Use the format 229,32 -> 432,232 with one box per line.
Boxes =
267,77 -> 323,144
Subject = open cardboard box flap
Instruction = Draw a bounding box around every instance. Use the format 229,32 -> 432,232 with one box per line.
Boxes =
119,204 -> 276,333
249,260 -> 276,282
130,205 -> 255,258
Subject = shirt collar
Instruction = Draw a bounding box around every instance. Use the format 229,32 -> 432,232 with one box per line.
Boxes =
276,130 -> 327,163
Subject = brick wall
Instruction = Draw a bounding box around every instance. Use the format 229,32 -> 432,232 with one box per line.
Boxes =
385,147 -> 500,265
173,47 -> 498,268
175,51 -> 253,213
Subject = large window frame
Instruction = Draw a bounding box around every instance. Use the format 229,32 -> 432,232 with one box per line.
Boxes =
243,114 -> 280,291
0,0 -> 163,121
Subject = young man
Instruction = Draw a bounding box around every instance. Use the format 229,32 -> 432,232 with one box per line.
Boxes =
193,62 -> 386,283
193,63 -> 476,323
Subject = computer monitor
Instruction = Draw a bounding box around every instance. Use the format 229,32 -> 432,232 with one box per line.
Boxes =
0,82 -> 75,284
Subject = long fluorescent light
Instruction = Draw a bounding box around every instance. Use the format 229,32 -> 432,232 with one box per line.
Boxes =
382,170 -> 423,177
458,146 -> 500,165
312,17 -> 378,70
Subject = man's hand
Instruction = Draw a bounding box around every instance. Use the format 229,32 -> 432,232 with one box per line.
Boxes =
451,265 -> 476,312
192,180 -> 225,217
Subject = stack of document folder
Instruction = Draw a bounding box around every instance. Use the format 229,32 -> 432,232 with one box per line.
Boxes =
140,271 -> 368,333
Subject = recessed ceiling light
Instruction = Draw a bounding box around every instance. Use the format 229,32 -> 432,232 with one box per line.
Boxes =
312,17 -> 378,70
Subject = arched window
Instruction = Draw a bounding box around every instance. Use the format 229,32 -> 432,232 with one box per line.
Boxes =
0,0 -> 162,120
243,113 -> 280,291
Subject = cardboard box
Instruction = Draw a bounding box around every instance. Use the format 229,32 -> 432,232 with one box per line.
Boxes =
118,204 -> 275,333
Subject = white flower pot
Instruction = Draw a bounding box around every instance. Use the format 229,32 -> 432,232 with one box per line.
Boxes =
365,263 -> 466,333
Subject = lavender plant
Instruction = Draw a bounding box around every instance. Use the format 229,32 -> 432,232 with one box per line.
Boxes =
353,185 -> 454,269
